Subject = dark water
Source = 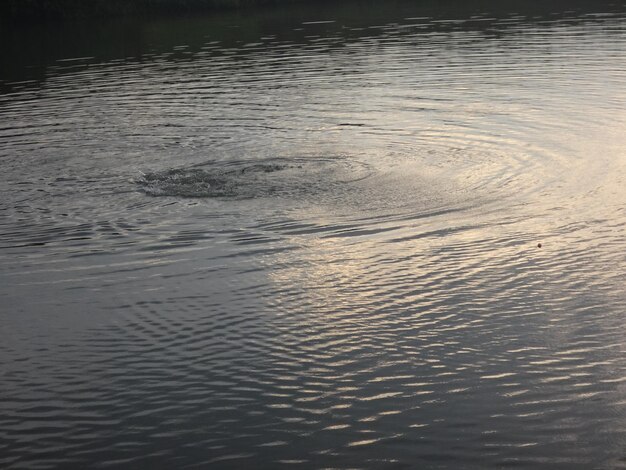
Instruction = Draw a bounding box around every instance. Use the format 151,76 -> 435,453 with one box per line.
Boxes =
1,1 -> 626,468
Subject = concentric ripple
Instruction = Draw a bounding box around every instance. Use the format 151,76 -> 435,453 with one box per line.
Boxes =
1,1 -> 626,469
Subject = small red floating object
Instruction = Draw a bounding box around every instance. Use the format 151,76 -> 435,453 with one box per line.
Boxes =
537,243 -> 542,248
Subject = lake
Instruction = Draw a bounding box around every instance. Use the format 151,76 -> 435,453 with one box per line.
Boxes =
1,0 -> 625,468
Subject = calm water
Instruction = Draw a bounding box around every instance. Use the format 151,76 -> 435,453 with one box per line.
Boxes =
1,1 -> 626,468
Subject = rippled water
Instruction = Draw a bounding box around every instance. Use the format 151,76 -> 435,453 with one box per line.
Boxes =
1,1 -> 626,468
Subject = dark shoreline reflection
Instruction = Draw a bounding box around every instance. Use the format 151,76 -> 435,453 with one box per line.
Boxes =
1,0 -> 625,93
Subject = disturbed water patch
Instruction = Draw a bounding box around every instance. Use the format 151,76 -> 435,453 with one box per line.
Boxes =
136,157 -> 374,199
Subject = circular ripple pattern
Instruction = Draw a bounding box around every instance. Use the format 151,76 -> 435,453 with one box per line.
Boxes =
1,2 -> 626,469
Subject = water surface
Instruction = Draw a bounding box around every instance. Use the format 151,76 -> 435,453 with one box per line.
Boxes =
1,1 -> 626,468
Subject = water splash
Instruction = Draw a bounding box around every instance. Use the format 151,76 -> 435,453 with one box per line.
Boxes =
136,157 -> 374,199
